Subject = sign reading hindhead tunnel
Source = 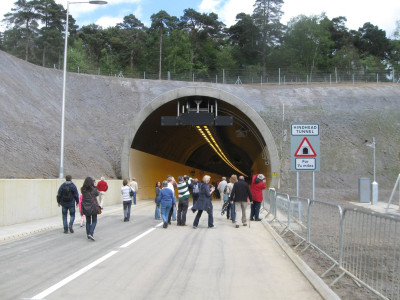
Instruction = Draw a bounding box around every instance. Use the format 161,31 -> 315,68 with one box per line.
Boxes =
291,123 -> 320,171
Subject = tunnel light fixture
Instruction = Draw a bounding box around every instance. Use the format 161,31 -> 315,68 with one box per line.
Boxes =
196,126 -> 247,176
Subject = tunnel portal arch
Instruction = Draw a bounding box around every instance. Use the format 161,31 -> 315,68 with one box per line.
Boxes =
121,86 -> 280,189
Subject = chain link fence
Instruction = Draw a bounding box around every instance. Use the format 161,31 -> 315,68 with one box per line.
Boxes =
49,64 -> 400,85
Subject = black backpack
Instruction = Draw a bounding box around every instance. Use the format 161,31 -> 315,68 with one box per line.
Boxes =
61,183 -> 73,202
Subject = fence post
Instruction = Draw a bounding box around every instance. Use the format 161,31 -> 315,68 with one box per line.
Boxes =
192,73 -> 194,82
261,75 -> 263,87
223,69 -> 225,84
335,67 -> 338,83
144,71 -> 146,79
353,74 -> 355,85
377,73 -> 379,84
279,68 -> 281,85
168,71 -> 170,80
330,74 -> 332,85
216,74 -> 217,83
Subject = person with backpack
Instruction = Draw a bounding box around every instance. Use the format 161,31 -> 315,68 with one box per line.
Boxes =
189,178 -> 200,206
56,175 -> 79,234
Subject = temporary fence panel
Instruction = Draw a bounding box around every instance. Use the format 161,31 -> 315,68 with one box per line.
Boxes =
288,196 -> 311,248
337,208 -> 400,300
275,193 -> 291,230
262,188 -> 276,217
308,200 -> 343,276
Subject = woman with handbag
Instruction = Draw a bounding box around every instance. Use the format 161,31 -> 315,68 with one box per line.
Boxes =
81,177 -> 100,241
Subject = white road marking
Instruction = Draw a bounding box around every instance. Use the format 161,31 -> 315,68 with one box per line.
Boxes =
31,250 -> 118,299
30,223 -> 162,299
119,227 -> 156,248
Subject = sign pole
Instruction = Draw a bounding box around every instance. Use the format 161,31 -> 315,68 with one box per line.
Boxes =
312,171 -> 315,201
297,172 -> 299,198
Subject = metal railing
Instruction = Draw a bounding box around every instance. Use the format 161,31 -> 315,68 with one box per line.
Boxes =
336,208 -> 400,300
263,189 -> 400,299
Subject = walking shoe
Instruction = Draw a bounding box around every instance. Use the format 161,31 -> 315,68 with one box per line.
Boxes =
63,230 -> 68,234
235,225 -> 239,228
255,218 -> 262,221
243,223 -> 247,226
88,235 -> 95,241
69,226 -> 74,233
193,225 -> 197,229
250,218 -> 254,221
208,225 -> 216,229
163,222 -> 167,228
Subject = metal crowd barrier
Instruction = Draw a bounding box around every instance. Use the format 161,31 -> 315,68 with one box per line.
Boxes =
308,200 -> 343,277
262,189 -> 400,299
333,208 -> 400,300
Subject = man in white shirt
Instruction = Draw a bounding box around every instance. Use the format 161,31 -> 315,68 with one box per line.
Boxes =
217,177 -> 228,209
129,178 -> 138,205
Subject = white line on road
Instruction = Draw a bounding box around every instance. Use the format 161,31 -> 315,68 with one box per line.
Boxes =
30,223 -> 162,299
31,250 -> 118,299
120,227 -> 157,248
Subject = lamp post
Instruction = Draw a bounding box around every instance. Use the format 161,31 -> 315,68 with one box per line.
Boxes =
366,137 -> 378,204
59,0 -> 107,179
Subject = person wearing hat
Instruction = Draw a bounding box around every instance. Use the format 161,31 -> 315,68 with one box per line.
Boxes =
250,174 -> 267,221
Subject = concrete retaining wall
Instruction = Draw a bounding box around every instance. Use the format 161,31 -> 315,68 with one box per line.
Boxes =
0,179 -> 129,226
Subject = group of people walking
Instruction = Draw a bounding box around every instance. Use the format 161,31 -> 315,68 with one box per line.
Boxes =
57,175 -> 108,241
57,175 -> 138,241
57,172 -> 266,240
154,172 -> 267,229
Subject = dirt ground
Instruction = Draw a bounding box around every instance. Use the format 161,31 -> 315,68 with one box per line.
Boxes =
267,188 -> 396,300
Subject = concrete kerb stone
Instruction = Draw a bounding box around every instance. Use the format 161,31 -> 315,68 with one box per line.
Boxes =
261,217 -> 341,300
0,200 -> 153,243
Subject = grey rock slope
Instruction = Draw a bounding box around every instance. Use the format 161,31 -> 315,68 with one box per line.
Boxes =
1,50 -> 399,194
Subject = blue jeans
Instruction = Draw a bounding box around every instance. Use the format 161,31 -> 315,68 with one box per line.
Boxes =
132,191 -> 137,205
250,201 -> 261,220
62,206 -> 75,231
123,200 -> 132,221
231,203 -> 236,222
155,204 -> 161,219
85,214 -> 97,236
161,203 -> 172,223
193,205 -> 214,227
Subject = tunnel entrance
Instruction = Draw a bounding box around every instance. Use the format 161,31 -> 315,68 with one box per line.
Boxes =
121,87 -> 280,199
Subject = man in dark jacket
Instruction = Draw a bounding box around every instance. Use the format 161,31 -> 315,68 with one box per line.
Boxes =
57,175 -> 79,234
229,175 -> 252,228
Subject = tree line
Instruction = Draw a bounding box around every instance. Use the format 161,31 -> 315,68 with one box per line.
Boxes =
1,0 -> 400,80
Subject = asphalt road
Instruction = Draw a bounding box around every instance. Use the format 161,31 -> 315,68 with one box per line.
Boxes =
0,201 -> 322,300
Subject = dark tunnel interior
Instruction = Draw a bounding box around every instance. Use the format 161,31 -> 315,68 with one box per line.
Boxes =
132,96 -> 268,180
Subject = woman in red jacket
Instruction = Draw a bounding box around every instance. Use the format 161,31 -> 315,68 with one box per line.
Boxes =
250,174 -> 266,221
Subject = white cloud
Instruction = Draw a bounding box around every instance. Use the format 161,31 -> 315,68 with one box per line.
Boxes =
198,0 -> 253,26
95,16 -> 122,28
218,0 -> 253,26
199,0 -> 222,12
281,0 -> 400,34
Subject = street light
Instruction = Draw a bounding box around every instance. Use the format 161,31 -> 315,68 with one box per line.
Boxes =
365,137 -> 378,204
59,0 -> 107,179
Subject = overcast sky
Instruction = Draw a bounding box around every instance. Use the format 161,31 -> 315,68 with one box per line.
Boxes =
1,0 -> 399,36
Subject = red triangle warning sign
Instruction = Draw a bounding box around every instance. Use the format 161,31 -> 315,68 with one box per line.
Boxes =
295,137 -> 317,157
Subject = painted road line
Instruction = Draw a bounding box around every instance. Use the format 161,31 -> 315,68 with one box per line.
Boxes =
31,250 -> 118,300
30,223 -> 162,299
120,227 -> 157,248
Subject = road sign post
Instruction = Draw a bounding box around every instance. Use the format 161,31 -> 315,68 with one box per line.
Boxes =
291,123 -> 320,199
